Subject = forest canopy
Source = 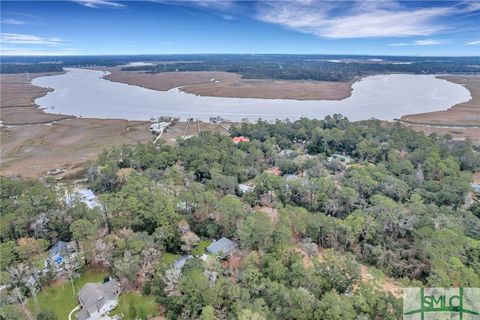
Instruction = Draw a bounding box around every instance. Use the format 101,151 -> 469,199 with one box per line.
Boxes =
1,116 -> 479,319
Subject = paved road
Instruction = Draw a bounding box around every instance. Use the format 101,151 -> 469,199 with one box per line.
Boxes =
68,305 -> 80,320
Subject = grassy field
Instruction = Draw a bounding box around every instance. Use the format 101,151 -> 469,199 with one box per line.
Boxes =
27,268 -> 107,319
162,252 -> 180,265
192,240 -> 212,256
110,292 -> 159,320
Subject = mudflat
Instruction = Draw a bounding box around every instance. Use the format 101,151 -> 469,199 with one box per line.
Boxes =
0,71 -> 231,178
1,118 -> 152,177
0,72 -> 75,125
104,68 -> 353,100
0,72 -> 154,177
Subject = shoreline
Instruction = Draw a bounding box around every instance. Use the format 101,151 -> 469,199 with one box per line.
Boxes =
400,74 -> 480,127
1,70 -> 477,127
1,70 -> 479,178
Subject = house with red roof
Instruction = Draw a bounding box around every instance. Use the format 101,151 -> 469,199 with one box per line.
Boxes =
232,136 -> 250,144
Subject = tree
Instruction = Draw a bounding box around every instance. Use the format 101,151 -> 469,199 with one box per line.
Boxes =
36,310 -> 58,320
163,267 -> 182,297
237,308 -> 267,320
201,306 -> 216,320
238,212 -> 274,250
114,250 -> 140,289
17,238 -> 47,262
70,219 -> 96,265
316,250 -> 361,294
316,291 -> 355,320
0,241 -> 18,270
215,195 -> 248,237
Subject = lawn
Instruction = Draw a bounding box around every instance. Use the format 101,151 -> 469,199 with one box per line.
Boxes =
110,292 -> 159,320
192,239 -> 212,256
27,268 -> 107,319
162,252 -> 180,265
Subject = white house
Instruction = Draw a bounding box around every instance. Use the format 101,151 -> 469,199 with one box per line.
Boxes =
238,183 -> 255,194
65,189 -> 101,209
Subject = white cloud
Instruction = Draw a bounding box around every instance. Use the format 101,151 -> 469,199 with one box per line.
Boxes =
154,0 -> 235,12
73,0 -> 125,8
1,18 -> 27,25
457,1 -> 480,13
1,33 -> 64,45
466,40 -> 480,45
256,0 -> 452,38
388,39 -> 446,46
0,47 -> 81,56
192,0 -> 234,10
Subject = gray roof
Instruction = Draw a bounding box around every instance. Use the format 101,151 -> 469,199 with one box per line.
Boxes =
238,184 -> 254,193
330,154 -> 353,163
78,189 -> 96,201
472,183 -> 480,193
65,189 -> 101,209
283,174 -> 299,181
49,241 -> 69,256
77,279 -> 119,320
207,237 -> 237,257
173,255 -> 193,270
279,149 -> 295,157
76,308 -> 90,320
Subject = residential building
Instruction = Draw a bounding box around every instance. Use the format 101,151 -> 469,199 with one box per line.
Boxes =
77,279 -> 120,320
173,255 -> 193,270
207,237 -> 238,259
328,153 -> 353,164
238,183 -> 255,194
232,136 -> 250,144
46,240 -> 76,272
65,189 -> 101,209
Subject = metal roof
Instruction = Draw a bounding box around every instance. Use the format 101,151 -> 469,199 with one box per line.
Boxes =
78,189 -> 96,201
173,255 -> 193,270
207,237 -> 237,257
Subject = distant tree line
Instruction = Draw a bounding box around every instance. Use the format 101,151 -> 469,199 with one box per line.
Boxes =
2,54 -> 479,79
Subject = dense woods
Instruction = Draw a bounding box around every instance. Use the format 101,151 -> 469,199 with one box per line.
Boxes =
2,55 -> 480,81
1,116 -> 479,319
122,56 -> 480,82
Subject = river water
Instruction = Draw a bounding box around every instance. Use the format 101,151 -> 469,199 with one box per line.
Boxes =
32,68 -> 471,122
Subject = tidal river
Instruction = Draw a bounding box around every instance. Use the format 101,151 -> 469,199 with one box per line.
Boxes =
33,68 -> 471,122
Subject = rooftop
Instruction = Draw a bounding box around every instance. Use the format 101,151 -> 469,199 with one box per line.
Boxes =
207,237 -> 238,258
232,136 -> 250,144
77,279 -> 119,320
173,255 -> 193,270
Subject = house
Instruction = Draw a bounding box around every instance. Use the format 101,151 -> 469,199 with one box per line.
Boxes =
283,174 -> 299,182
328,153 -> 353,164
150,121 -> 170,135
173,255 -> 193,270
472,183 -> 480,196
278,149 -> 295,158
47,240 -> 76,271
232,136 -> 250,144
77,279 -> 119,320
209,116 -> 225,124
238,183 -> 255,194
65,189 -> 101,209
207,237 -> 238,259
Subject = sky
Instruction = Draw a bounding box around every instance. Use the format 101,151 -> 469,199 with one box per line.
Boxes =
1,0 -> 479,56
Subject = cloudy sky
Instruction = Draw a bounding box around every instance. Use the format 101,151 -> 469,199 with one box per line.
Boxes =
1,0 -> 479,56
